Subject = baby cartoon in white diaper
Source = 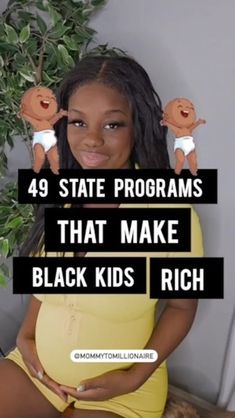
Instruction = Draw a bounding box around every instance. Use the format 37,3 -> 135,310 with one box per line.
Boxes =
160,98 -> 206,176
18,86 -> 68,174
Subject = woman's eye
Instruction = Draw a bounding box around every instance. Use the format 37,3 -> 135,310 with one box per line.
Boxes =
104,122 -> 124,130
68,120 -> 86,128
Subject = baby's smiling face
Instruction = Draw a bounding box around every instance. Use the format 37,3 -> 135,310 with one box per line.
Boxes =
166,98 -> 196,128
21,87 -> 57,120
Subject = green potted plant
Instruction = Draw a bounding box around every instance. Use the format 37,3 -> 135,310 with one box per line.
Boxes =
0,0 -> 123,286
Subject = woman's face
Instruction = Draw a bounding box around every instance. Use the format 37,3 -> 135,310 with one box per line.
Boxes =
67,82 -> 134,169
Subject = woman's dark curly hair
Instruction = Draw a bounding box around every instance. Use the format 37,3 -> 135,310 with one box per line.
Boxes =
20,55 -> 170,256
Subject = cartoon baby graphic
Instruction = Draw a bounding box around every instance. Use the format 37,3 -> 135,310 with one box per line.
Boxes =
18,86 -> 68,174
161,98 -> 206,175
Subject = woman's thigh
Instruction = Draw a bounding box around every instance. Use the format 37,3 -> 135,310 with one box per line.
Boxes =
71,409 -> 123,418
0,359 -> 61,418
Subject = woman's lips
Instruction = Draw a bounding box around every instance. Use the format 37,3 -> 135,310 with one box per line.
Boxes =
80,151 -> 109,167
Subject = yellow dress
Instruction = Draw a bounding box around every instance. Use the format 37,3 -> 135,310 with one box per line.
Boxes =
8,203 -> 203,417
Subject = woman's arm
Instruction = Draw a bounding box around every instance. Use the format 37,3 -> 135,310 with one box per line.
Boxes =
16,295 -> 67,401
129,298 -> 198,387
16,295 -> 41,344
16,295 -> 45,379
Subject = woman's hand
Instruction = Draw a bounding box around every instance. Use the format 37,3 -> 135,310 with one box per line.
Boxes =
17,337 -> 67,402
60,368 -> 139,401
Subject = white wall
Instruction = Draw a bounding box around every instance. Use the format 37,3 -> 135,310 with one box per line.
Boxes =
0,0 -> 234,407
89,0 -> 235,405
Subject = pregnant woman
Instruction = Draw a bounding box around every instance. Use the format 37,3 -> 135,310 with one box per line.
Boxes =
0,55 -> 203,418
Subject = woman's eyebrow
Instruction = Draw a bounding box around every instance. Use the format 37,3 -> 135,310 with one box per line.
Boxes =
69,108 -> 128,116
104,109 -> 128,116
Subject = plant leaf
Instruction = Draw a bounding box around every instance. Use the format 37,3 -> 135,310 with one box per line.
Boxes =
0,272 -> 7,287
4,24 -> 18,45
42,70 -> 56,86
19,71 -> 35,82
0,41 -> 18,52
48,6 -> 62,25
48,22 -> 70,39
0,55 -> 4,68
0,263 -> 9,276
63,35 -> 80,51
19,24 -> 30,43
0,238 -> 9,257
57,44 -> 70,64
91,0 -> 106,6
18,11 -> 35,21
82,6 -> 95,16
36,14 -> 47,34
35,0 -> 49,11
6,217 -> 24,229
6,134 -> 14,148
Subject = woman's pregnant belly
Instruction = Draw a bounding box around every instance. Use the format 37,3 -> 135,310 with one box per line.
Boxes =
35,301 -> 156,386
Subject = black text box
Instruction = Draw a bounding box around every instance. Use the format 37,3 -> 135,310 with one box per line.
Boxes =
44,208 -> 191,252
13,257 -> 146,294
18,169 -> 217,204
150,257 -> 224,298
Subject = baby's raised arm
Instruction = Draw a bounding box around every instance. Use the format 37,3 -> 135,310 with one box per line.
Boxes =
191,118 -> 206,130
18,111 -> 39,130
49,109 -> 68,126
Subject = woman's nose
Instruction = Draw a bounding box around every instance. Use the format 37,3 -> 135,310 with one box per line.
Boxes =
82,130 -> 104,148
